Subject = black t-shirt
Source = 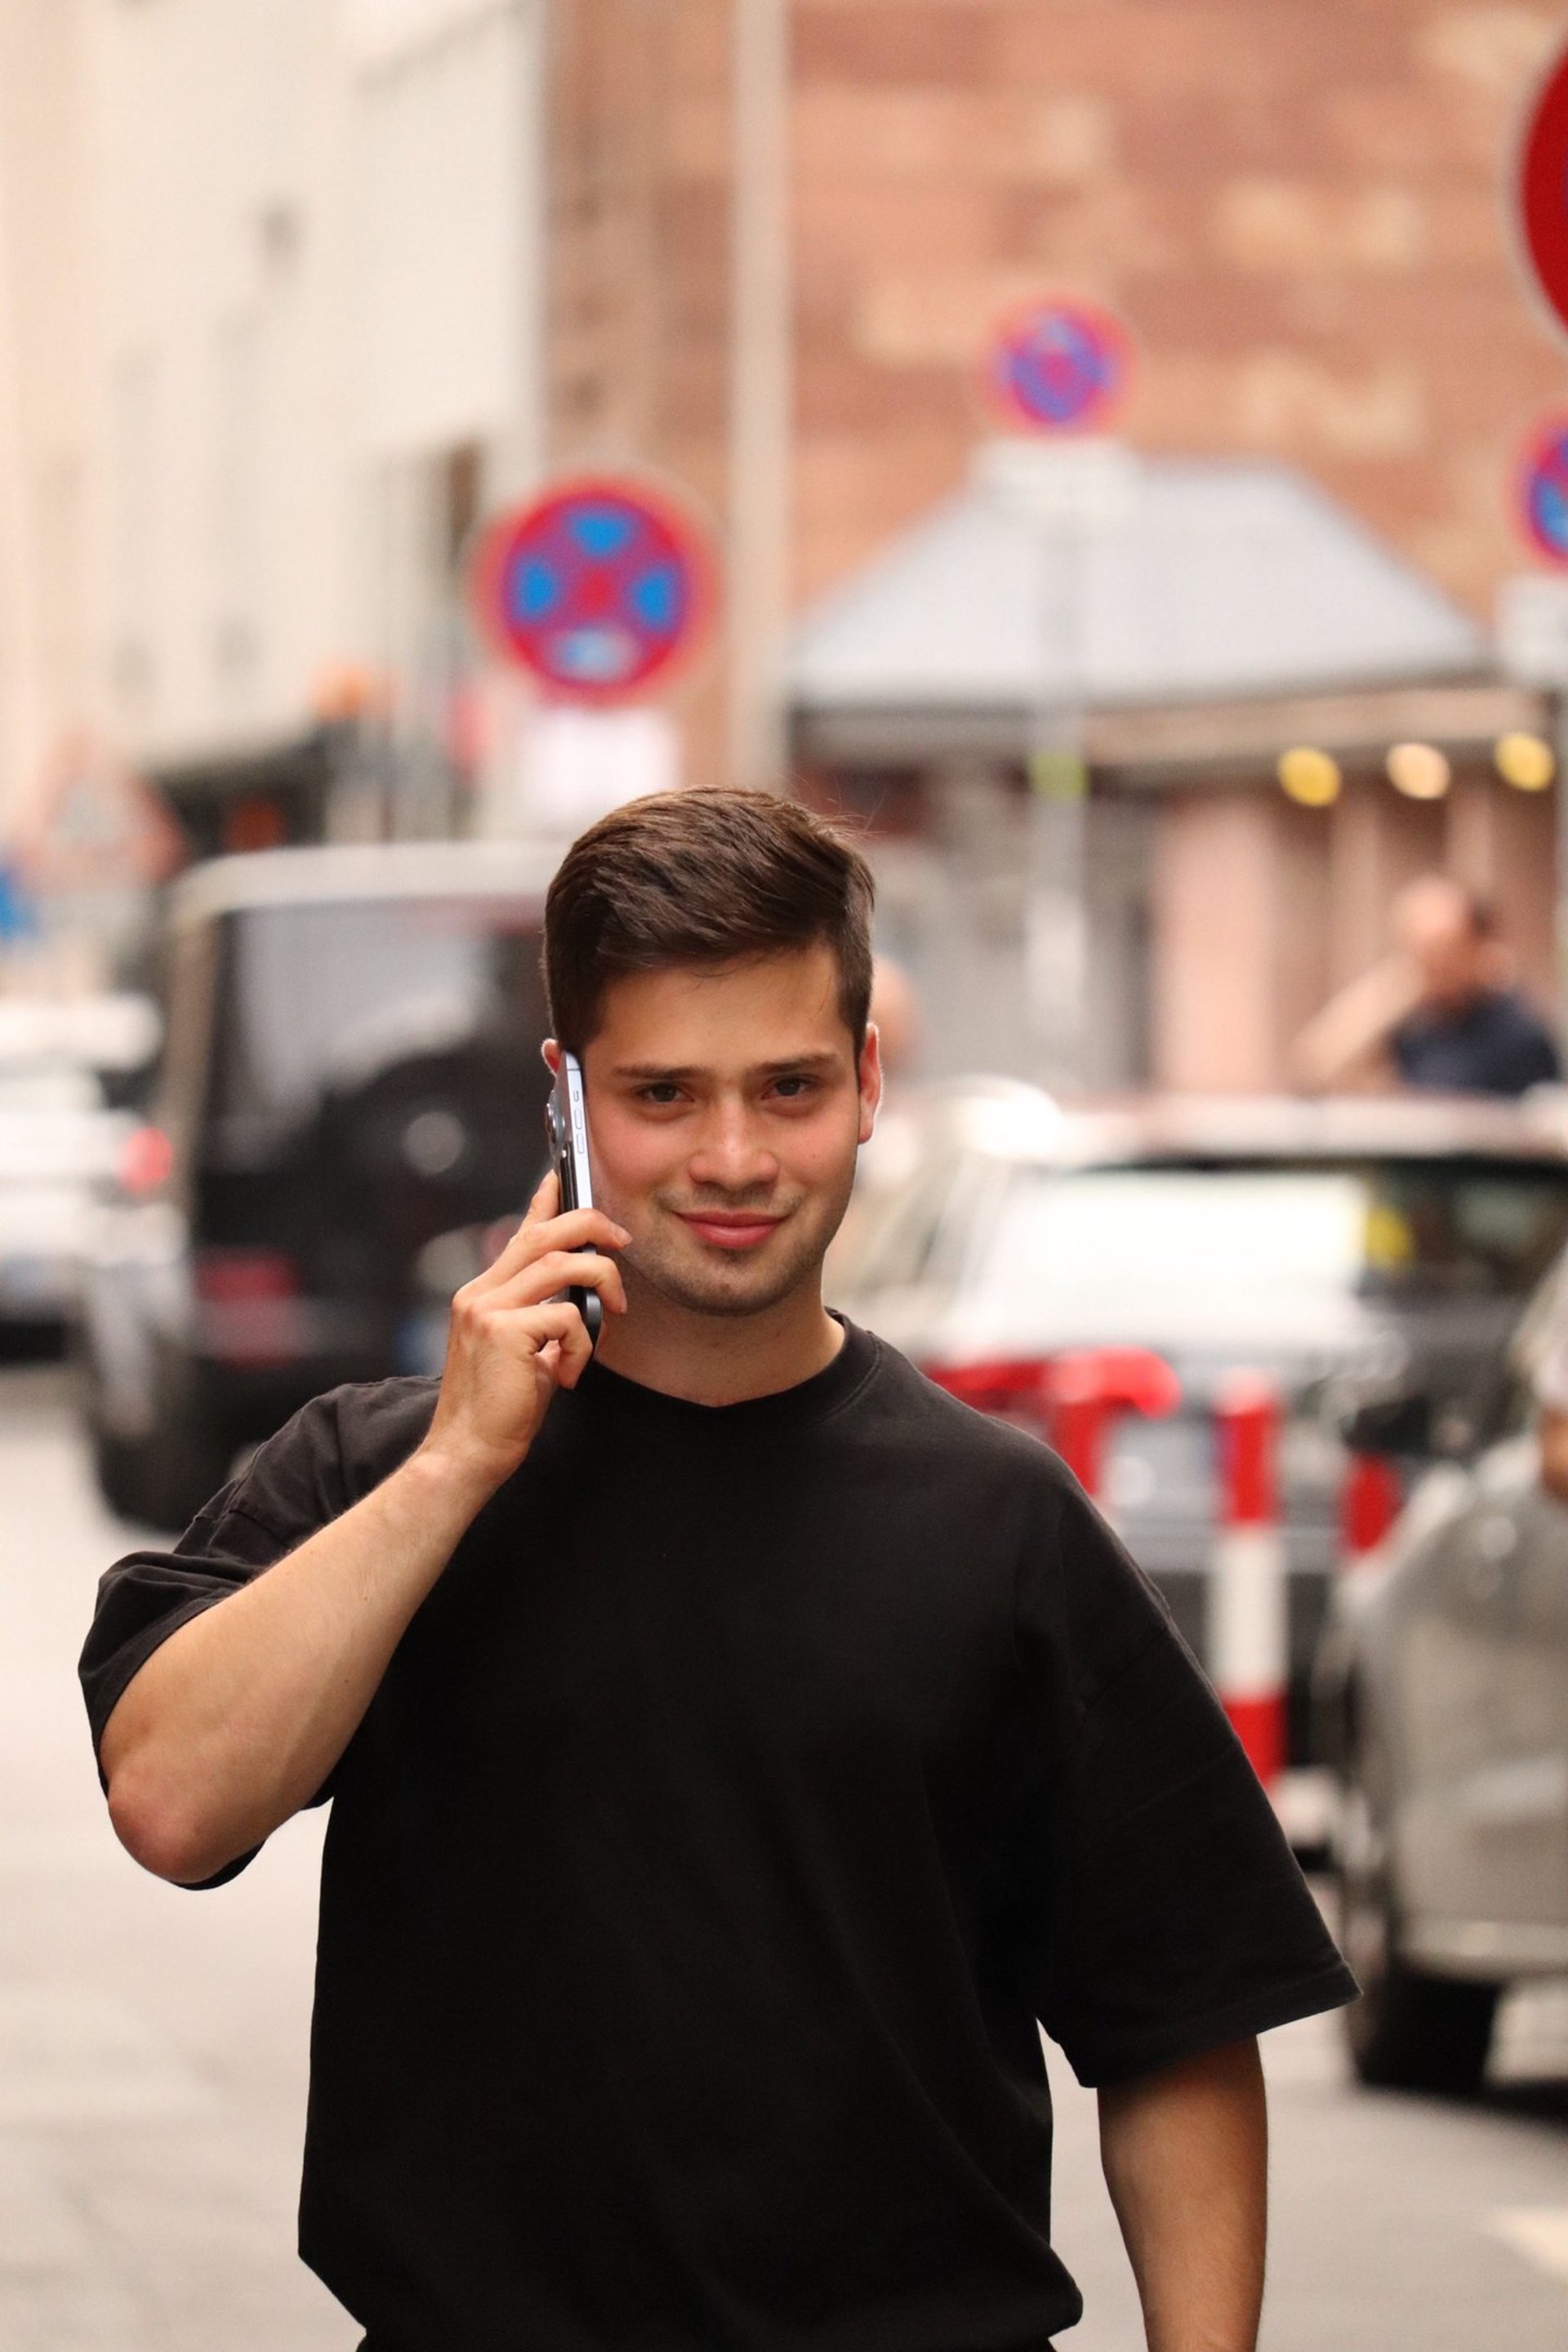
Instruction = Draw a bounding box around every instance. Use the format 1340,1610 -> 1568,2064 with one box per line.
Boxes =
81,1323 -> 1354,2352
1392,987 -> 1560,1096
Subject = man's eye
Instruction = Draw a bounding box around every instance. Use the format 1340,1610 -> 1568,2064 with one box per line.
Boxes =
639,1084 -> 684,1106
771,1075 -> 817,1100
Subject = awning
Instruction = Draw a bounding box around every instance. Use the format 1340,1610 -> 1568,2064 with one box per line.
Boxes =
788,443 -> 1491,766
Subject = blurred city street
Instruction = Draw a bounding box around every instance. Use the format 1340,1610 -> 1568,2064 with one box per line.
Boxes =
9,2 -> 1568,2341
2,1354 -> 1566,2352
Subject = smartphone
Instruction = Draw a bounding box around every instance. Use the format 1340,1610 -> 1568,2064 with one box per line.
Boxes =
545,1049 -> 604,1352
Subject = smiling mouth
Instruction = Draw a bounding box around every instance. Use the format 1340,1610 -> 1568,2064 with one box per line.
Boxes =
675,1210 -> 787,1251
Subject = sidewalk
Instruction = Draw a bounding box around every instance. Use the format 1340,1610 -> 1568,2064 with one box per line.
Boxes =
0,1368 -> 357,2352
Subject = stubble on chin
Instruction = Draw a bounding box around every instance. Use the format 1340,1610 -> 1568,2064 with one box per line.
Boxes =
623,1193 -> 848,1321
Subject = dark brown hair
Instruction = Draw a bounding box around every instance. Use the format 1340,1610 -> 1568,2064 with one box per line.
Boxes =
543,787 -> 875,1054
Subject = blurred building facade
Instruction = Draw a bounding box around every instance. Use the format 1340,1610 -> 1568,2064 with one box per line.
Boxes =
0,0 -> 85,844
1,0 -> 1566,1083
779,0 -> 1568,1090
2,0 -> 550,868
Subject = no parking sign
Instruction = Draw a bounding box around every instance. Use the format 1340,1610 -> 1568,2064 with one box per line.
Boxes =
1519,419 -> 1568,564
470,475 -> 715,703
983,298 -> 1132,435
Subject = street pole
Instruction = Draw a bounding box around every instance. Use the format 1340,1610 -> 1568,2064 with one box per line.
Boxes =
728,0 -> 791,794
981,437 -> 1132,1097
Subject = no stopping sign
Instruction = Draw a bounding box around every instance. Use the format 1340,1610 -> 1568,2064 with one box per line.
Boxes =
470,476 -> 715,703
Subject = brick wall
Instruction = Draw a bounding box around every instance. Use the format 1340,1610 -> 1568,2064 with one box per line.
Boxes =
792,0 -> 1568,618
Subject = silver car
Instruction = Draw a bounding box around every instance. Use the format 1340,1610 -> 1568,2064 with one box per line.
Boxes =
828,1080 -> 1568,1786
1314,1279 -> 1568,2096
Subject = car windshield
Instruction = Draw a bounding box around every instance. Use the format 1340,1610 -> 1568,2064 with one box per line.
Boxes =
209,896 -> 549,1142
966,1160 -> 1568,1348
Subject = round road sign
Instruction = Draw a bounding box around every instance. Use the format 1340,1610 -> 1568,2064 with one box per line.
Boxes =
1519,43 -> 1568,337
471,475 -> 715,703
1520,420 -> 1568,564
984,298 -> 1131,434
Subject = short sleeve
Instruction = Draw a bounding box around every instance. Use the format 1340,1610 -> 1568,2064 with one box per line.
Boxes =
1011,1477 -> 1357,2087
77,1388 -> 368,1868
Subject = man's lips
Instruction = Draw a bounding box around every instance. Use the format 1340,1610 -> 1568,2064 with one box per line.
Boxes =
675,1209 -> 786,1251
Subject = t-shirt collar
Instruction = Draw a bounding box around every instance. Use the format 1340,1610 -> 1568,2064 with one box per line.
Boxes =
576,1313 -> 878,1432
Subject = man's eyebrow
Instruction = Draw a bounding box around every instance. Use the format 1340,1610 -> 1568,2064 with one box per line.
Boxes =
610,1050 -> 845,1082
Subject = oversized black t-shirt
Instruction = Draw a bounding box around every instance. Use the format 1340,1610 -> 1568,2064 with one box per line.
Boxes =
81,1322 -> 1354,2352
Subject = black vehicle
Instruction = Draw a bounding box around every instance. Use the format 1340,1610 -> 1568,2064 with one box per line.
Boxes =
77,841 -> 560,1528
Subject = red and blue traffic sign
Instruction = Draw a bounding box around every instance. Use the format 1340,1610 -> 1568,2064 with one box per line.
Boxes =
984,298 -> 1131,434
1520,419 -> 1568,563
1518,43 -> 1568,338
470,475 -> 715,702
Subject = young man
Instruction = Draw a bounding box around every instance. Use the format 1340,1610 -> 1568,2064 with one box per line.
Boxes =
82,788 -> 1354,2352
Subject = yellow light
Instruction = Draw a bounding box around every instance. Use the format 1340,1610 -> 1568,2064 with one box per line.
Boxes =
1277,745 -> 1341,806
1494,731 -> 1555,791
1386,741 -> 1450,800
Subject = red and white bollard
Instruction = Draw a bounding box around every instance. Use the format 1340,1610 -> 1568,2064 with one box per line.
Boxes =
1045,1348 -> 1182,1501
1211,1372 -> 1288,1791
1339,1451 -> 1401,1566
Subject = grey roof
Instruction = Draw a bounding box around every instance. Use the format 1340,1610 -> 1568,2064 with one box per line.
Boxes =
787,443 -> 1487,718
172,839 -> 564,928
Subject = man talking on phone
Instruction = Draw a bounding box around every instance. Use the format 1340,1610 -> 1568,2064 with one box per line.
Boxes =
82,788 -> 1354,2352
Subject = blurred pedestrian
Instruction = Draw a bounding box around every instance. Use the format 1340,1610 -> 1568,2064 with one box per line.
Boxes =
82,789 -> 1353,2352
1292,875 -> 1560,1098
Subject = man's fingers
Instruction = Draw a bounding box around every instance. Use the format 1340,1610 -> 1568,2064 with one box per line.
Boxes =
551,1306 -> 596,1390
483,1249 -> 628,1318
506,1298 -> 594,1390
468,1200 -> 626,1294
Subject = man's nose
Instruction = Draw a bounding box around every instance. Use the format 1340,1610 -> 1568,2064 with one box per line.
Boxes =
687,1101 -> 779,1192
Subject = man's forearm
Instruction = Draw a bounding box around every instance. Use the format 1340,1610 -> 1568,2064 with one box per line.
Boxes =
1097,2038 -> 1267,2352
100,1444 -> 497,1886
1291,956 -> 1421,1093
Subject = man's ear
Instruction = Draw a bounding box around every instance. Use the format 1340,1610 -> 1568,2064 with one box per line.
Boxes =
541,1038 -> 563,1078
858,1023 -> 884,1145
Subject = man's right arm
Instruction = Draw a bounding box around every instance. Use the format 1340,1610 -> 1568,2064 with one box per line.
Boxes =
100,1177 -> 628,1886
1289,954 -> 1423,1094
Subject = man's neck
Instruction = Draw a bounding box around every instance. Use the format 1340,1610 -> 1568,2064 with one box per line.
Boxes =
593,1281 -> 845,1407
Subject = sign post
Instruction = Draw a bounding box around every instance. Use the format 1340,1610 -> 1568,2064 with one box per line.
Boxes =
982,299 -> 1133,1097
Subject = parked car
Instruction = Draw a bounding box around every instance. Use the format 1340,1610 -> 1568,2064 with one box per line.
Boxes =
0,994 -> 161,1335
1313,1276 -> 1568,2095
76,840 -> 560,1527
827,1079 -> 1568,1772
0,1058 -> 136,1333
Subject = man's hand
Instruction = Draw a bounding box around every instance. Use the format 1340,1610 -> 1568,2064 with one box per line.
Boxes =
1098,2037 -> 1267,2352
419,1170 -> 630,1494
